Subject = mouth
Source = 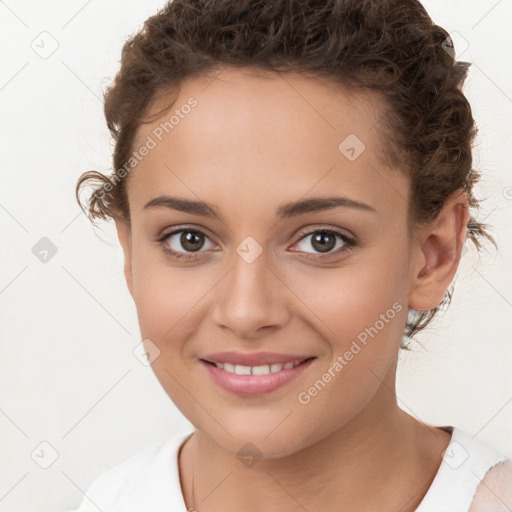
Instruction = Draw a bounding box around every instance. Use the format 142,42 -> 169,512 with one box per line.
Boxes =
199,356 -> 317,397
200,357 -> 316,375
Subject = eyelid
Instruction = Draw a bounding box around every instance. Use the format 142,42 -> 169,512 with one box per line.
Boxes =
294,224 -> 356,243
156,224 -> 217,244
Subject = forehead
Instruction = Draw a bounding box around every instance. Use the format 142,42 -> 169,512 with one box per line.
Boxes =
135,67 -> 386,153
128,66 -> 408,218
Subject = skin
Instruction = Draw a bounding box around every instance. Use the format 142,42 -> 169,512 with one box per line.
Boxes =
115,66 -> 469,511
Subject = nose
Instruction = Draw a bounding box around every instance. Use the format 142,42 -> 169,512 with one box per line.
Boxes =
210,248 -> 289,340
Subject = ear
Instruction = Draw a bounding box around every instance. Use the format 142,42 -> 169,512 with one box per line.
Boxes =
408,189 -> 469,311
114,216 -> 134,298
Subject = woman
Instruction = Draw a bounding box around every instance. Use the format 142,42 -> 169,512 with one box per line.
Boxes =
73,0 -> 512,510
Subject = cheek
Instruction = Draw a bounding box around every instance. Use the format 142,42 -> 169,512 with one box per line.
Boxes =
129,242 -> 206,350
284,245 -> 409,401
132,268 -> 205,344
129,259 -> 209,410
288,251 -> 409,348
276,278 -> 407,456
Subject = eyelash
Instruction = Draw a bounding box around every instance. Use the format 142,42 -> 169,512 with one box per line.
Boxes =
155,226 -> 357,262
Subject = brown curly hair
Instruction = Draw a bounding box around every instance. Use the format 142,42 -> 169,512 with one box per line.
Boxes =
75,0 -> 496,349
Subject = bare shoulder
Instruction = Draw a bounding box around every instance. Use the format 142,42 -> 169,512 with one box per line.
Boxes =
468,459 -> 512,511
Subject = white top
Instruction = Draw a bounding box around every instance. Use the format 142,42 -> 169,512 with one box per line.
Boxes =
71,426 -> 511,512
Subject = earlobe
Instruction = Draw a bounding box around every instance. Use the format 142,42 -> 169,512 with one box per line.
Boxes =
408,190 -> 469,311
114,217 -> 134,298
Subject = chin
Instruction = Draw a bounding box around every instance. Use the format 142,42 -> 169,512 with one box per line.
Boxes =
195,416 -> 323,462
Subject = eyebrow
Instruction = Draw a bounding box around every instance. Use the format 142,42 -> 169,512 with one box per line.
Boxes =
143,195 -> 377,220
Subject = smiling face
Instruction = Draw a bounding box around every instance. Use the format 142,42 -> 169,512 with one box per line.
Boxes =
115,66 -> 421,457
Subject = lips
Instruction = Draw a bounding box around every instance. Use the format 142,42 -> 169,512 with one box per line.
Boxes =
199,351 -> 317,396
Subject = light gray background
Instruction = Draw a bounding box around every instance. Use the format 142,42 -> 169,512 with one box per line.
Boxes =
0,1 -> 511,511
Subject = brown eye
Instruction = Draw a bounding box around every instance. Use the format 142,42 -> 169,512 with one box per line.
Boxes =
291,228 -> 357,261
158,228 -> 216,261
309,232 -> 337,253
178,230 -> 205,252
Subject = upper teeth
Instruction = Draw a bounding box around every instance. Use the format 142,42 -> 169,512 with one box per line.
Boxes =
215,360 -> 304,375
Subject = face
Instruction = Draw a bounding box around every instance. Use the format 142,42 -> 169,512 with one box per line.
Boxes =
116,66 -> 418,458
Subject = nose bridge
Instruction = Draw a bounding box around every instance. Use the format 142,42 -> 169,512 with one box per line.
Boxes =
211,239 -> 286,337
